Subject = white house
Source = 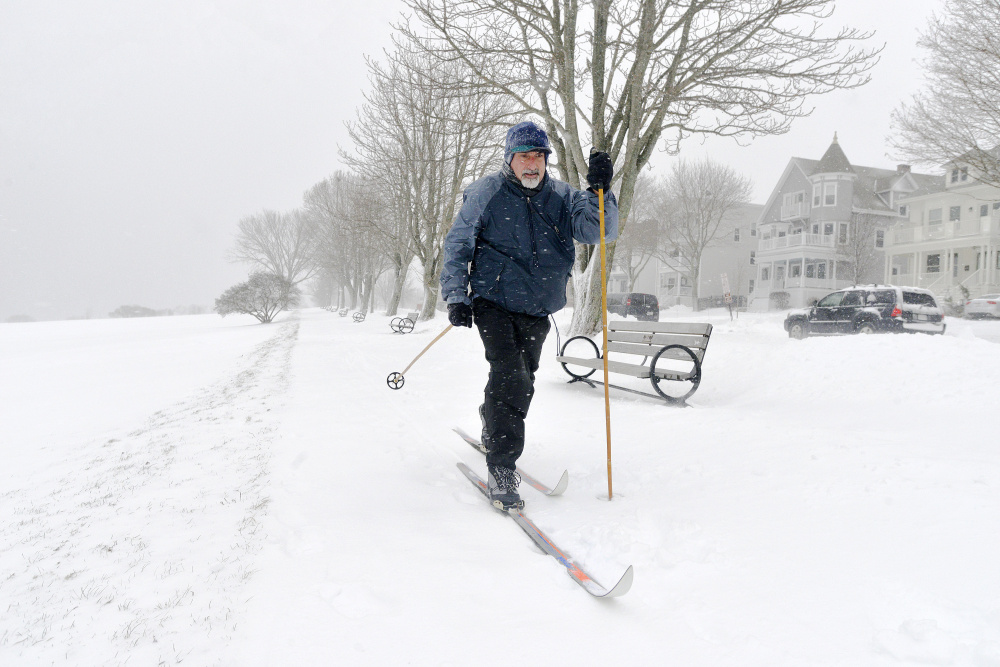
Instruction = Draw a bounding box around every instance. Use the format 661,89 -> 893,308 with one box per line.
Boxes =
610,203 -> 762,309
888,159 -> 1000,300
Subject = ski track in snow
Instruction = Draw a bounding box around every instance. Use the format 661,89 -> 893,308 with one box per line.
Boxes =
0,316 -> 299,666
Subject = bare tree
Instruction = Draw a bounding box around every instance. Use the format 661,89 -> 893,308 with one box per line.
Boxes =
304,172 -> 391,315
890,0 -> 1000,187
344,43 -> 512,321
841,212 -> 884,285
402,0 -> 880,334
655,158 -> 753,309
612,172 -> 659,290
229,209 -> 320,286
214,272 -> 301,324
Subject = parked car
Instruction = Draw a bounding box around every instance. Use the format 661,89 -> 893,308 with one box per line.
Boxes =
784,285 -> 946,338
964,294 -> 1000,319
606,292 -> 660,321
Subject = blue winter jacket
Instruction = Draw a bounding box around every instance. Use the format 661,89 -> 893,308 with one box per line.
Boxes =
440,171 -> 619,317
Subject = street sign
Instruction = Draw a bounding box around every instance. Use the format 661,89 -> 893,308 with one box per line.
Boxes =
721,272 -> 732,304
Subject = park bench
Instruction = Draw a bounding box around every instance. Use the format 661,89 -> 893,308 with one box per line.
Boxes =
554,320 -> 713,405
353,311 -> 366,323
338,307 -> 349,317
390,311 -> 419,334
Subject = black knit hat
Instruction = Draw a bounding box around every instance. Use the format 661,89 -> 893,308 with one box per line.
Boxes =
504,121 -> 552,164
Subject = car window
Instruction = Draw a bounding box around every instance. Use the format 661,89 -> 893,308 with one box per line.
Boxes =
903,291 -> 937,307
866,290 -> 895,305
840,291 -> 863,307
817,292 -> 845,307
982,294 -> 1000,299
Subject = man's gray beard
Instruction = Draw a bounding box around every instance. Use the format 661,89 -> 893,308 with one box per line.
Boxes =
519,174 -> 541,188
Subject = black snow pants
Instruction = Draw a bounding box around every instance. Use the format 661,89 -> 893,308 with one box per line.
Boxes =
472,297 -> 551,470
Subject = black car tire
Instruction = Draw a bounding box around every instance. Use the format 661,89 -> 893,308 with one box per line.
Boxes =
855,320 -> 877,335
788,320 -> 808,339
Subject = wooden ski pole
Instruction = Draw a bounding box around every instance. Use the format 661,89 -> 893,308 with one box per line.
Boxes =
598,187 -> 613,500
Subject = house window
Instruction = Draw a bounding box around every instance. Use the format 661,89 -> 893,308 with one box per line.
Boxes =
806,263 -> 815,278
875,230 -> 884,248
761,267 -> 770,281
778,231 -> 786,237
824,182 -> 837,206
928,208 -> 942,225
680,277 -> 690,287
994,202 -> 1000,210
812,223 -> 820,234
749,279 -> 755,293
734,228 -> 741,242
949,206 -> 961,221
824,223 -> 834,236
790,263 -> 802,278
838,223 -> 848,244
817,262 -> 827,279
749,250 -> 756,265
981,204 -> 989,217
667,277 -> 677,290
953,252 -> 959,277
751,224 -> 757,237
659,273 -> 671,288
898,204 -> 909,217
961,167 -> 968,181
812,183 -> 822,207
927,253 -> 941,273
951,168 -> 959,183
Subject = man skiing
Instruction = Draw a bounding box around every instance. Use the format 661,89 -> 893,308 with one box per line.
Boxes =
440,120 -> 618,510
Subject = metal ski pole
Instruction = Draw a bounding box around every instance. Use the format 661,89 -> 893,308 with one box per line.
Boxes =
386,324 -> 454,390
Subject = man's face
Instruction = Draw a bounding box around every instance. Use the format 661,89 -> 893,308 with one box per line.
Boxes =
511,150 -> 546,188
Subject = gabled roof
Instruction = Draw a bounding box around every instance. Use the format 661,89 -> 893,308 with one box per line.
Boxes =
757,136 -> 942,221
810,133 -> 854,175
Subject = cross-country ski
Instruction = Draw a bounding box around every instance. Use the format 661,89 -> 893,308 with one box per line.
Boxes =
457,463 -> 633,598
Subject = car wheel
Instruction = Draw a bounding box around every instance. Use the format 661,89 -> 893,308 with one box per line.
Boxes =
788,321 -> 808,339
856,321 -> 876,335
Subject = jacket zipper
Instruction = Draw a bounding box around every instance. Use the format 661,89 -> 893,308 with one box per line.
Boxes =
526,197 -> 540,267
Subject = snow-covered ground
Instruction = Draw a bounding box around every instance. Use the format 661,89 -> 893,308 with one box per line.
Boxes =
2,307 -> 999,666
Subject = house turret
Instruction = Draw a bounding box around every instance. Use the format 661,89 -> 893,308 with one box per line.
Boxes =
808,133 -> 856,223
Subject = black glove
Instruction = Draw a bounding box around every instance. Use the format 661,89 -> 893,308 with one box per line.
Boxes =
586,148 -> 613,191
447,302 -> 473,328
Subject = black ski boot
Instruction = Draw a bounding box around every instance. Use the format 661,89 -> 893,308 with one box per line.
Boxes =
479,404 -> 492,453
487,463 -> 523,511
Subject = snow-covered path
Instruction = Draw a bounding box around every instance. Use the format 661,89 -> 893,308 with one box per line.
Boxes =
2,308 -> 1000,665
1,315 -> 298,665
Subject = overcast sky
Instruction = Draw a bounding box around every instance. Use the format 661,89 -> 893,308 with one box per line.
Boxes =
1,0 -> 941,321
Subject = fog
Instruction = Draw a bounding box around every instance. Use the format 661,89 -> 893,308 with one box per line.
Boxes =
1,0 -> 940,322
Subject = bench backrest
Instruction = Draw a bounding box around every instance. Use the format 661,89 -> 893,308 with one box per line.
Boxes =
406,311 -> 419,321
606,321 -> 713,363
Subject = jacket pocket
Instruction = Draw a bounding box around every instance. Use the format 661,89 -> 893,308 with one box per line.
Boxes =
470,248 -> 505,298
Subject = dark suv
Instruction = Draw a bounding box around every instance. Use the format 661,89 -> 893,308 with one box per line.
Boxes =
784,285 -> 946,338
606,292 -> 660,321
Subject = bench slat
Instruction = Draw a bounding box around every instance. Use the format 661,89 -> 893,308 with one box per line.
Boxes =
607,331 -> 710,350
608,321 -> 713,336
605,341 -> 706,362
555,356 -> 695,382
